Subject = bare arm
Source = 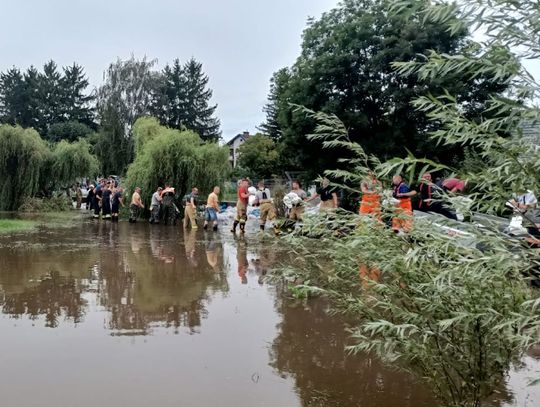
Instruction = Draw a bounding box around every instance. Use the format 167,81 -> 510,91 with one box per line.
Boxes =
398,190 -> 417,198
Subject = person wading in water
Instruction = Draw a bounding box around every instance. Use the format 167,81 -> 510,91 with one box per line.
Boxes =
184,187 -> 199,229
161,183 -> 176,226
231,179 -> 250,234
204,186 -> 221,231
102,182 -> 112,220
289,180 -> 307,221
149,186 -> 163,224
111,187 -> 125,222
129,187 -> 144,223
255,180 -> 276,231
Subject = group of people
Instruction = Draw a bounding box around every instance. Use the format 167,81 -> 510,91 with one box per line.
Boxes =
231,178 -> 340,233
86,178 -> 125,222
358,172 -> 469,232
128,183 -> 222,231
82,171 -> 540,243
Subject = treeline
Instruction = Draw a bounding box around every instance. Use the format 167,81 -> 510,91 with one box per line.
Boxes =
0,125 -> 98,211
0,56 -> 221,175
247,0 -> 509,179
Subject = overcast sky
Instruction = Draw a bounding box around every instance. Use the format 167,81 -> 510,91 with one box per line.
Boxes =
1,1 -> 538,142
0,0 -> 339,141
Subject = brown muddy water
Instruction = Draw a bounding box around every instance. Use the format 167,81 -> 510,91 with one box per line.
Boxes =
0,219 -> 538,407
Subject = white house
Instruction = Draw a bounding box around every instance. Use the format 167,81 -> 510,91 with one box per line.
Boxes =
226,131 -> 251,168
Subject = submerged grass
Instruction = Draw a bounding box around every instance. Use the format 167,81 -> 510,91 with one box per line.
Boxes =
0,219 -> 37,233
0,211 -> 82,234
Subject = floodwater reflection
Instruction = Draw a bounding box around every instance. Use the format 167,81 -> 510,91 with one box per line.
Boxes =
0,220 -> 537,407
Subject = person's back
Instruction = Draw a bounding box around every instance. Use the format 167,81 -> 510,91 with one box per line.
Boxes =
161,185 -> 176,226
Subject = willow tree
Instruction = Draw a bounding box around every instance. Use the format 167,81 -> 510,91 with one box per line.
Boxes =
50,139 -> 99,186
126,117 -> 229,204
0,125 -> 49,210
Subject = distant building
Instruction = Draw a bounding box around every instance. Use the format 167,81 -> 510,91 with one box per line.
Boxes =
226,131 -> 251,168
521,120 -> 540,146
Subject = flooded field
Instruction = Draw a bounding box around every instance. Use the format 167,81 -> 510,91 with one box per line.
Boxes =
0,219 -> 538,406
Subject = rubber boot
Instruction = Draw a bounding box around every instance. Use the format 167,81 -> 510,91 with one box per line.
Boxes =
213,224 -> 218,231
240,222 -> 245,233
260,224 -> 265,231
231,220 -> 238,233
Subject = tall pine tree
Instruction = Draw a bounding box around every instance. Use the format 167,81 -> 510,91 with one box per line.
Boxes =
259,68 -> 291,140
60,63 -> 95,128
0,61 -> 95,137
0,68 -> 27,125
183,58 -> 220,141
153,58 -> 220,142
38,61 -> 63,135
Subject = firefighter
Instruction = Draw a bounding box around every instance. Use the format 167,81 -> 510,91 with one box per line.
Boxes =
289,180 -> 307,221
161,183 -> 177,226
392,175 -> 416,233
231,179 -> 250,234
255,180 -> 276,231
183,187 -> 199,229
359,171 -> 381,217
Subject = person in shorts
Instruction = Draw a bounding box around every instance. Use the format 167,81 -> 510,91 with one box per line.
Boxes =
204,186 -> 221,231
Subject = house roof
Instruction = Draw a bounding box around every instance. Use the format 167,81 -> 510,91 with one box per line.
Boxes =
226,132 -> 251,146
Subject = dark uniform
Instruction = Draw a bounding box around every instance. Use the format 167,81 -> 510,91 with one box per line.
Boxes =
161,188 -> 176,226
102,188 -> 112,219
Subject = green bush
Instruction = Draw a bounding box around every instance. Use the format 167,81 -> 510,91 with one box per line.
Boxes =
19,196 -> 72,213
0,125 -> 50,211
125,117 -> 230,204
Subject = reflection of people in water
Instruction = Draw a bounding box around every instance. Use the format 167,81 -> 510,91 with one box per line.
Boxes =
184,229 -> 198,266
130,233 -> 144,254
237,238 -> 249,284
252,245 -> 275,285
205,237 -> 221,272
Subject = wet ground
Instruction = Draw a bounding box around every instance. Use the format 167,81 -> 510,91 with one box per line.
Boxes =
0,218 -> 538,406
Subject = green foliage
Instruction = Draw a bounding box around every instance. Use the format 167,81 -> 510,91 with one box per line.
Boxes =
261,0 -> 508,177
281,208 -> 539,407
0,61 -> 95,135
388,0 -> 540,215
276,93 -> 540,405
50,139 -> 99,186
237,134 -> 280,178
132,116 -> 162,156
96,56 -> 221,174
0,125 -> 49,211
47,121 -> 93,142
19,196 -> 71,213
152,58 -> 221,141
96,56 -> 161,174
125,118 -> 229,204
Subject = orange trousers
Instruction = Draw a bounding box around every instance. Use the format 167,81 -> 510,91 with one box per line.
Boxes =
359,264 -> 381,290
359,194 -> 381,216
392,198 -> 413,232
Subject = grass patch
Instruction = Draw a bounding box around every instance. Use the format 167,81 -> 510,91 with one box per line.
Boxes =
0,211 -> 82,234
0,219 -> 37,234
